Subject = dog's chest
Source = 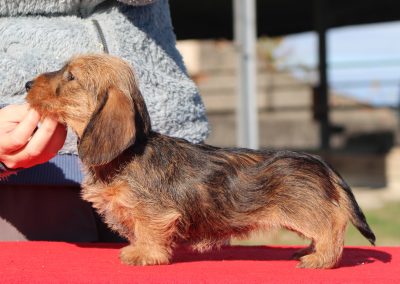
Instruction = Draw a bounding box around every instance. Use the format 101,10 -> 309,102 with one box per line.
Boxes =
81,181 -> 136,238
82,183 -> 118,209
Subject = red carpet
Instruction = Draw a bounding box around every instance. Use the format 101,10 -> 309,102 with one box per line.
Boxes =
0,242 -> 398,283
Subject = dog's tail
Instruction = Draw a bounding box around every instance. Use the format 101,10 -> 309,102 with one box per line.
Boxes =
312,155 -> 376,245
335,173 -> 376,245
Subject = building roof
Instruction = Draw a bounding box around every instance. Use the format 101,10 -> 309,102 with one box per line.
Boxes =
170,0 -> 400,39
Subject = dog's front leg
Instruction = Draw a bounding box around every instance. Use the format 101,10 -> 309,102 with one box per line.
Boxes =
120,211 -> 181,266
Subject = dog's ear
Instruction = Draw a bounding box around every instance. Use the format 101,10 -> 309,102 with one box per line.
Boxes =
78,86 -> 137,166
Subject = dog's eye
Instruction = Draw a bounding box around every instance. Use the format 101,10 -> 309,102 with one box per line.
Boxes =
66,72 -> 75,81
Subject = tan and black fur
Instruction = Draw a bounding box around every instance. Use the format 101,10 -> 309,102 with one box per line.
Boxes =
26,54 -> 375,269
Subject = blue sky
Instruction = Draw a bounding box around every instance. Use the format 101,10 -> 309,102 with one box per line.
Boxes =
275,21 -> 400,106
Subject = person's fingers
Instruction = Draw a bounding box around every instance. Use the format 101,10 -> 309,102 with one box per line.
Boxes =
7,123 -> 66,169
0,109 -> 40,152
2,117 -> 58,168
0,104 -> 31,123
21,117 -> 59,156
38,122 -> 67,159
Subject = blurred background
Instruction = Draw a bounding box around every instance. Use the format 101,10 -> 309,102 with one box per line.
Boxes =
170,0 -> 400,246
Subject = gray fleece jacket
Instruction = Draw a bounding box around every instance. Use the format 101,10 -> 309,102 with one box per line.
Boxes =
0,0 -> 209,156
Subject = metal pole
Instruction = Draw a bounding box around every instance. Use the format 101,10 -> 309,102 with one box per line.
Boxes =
234,0 -> 259,149
314,0 -> 330,150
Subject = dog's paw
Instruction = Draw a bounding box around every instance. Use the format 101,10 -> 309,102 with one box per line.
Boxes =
297,253 -> 336,269
119,245 -> 170,266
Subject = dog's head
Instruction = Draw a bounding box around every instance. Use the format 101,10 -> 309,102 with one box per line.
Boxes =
26,54 -> 151,166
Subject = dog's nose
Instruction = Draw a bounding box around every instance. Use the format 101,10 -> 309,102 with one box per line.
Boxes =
25,81 -> 34,92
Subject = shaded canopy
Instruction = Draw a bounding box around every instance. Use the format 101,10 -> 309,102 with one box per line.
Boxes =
170,0 -> 400,39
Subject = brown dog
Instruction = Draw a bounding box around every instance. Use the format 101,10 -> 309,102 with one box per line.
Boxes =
26,54 -> 375,269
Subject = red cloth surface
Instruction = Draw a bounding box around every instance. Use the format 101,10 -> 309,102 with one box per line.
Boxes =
0,242 -> 398,283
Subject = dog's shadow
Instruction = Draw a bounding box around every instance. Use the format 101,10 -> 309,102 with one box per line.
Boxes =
76,244 -> 392,268
338,247 -> 392,268
173,246 -> 392,268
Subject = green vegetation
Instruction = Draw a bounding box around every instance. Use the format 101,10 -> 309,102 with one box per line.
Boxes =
231,201 -> 400,247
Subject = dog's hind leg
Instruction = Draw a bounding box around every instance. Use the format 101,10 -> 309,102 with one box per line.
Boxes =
296,215 -> 347,269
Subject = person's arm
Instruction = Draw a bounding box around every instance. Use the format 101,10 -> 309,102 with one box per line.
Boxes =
0,104 -> 67,178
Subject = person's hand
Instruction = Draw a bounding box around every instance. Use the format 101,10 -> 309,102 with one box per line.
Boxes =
0,104 -> 67,169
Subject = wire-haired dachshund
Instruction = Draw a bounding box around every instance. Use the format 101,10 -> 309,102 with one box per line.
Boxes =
26,54 -> 375,268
